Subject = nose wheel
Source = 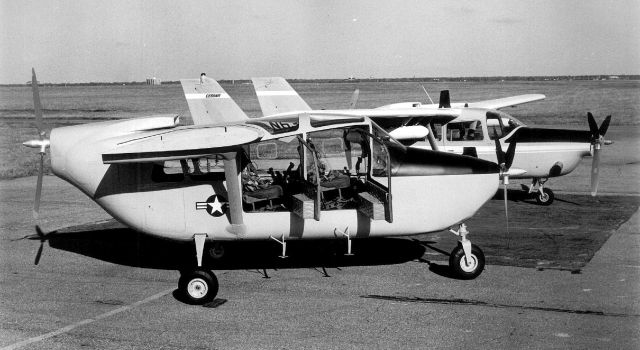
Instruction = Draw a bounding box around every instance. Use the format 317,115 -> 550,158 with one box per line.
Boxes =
178,269 -> 219,305
449,243 -> 485,279
448,223 -> 485,279
524,178 -> 555,206
535,187 -> 554,206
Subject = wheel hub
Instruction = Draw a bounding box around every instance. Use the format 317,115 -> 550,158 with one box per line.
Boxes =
187,278 -> 208,299
459,254 -> 478,272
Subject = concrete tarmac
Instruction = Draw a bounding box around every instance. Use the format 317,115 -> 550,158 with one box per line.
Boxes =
0,176 -> 639,349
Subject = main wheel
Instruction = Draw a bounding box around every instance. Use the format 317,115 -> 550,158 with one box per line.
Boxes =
178,269 -> 218,305
535,188 -> 554,206
449,244 -> 485,280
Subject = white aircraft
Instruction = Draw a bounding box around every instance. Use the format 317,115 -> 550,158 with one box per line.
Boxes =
250,78 -> 612,206
23,70 -> 501,305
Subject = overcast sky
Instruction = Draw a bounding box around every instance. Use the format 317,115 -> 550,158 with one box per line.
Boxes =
2,0 -> 639,83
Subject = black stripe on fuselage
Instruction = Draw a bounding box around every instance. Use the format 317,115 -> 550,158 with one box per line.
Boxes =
388,144 -> 500,176
505,127 -> 591,144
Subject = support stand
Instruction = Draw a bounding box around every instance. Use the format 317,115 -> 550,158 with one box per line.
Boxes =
334,226 -> 354,256
270,234 -> 288,258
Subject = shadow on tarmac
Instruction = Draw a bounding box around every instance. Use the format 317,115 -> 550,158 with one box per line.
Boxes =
44,221 -> 428,272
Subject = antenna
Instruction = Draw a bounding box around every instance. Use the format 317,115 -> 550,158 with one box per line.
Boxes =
421,85 -> 434,104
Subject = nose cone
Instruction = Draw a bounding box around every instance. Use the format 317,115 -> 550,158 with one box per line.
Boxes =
390,146 -> 500,177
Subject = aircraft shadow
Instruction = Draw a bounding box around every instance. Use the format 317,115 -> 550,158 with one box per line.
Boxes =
47,224 -> 427,272
492,188 -> 537,203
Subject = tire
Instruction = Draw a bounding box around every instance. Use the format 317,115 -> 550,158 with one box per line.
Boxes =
535,188 -> 554,206
178,269 -> 218,305
449,243 -> 485,280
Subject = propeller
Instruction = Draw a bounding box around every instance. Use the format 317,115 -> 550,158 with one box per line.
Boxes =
587,112 -> 611,197
22,68 -> 51,264
348,89 -> 360,109
494,135 -> 517,236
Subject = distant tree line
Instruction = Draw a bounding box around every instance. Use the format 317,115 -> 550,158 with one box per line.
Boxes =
3,75 -> 638,87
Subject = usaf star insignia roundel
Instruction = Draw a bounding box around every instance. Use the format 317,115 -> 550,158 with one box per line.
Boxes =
196,195 -> 228,217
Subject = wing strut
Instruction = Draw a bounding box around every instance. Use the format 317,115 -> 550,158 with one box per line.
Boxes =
223,152 -> 246,235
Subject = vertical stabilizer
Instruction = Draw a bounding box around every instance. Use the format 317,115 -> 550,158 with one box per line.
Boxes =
180,74 -> 248,125
251,77 -> 311,117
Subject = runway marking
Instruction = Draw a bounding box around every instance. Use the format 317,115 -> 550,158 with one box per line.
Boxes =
362,295 -> 640,318
1,288 -> 173,350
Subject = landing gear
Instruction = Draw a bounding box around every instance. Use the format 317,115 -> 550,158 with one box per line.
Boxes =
449,244 -> 485,279
179,234 -> 219,305
448,223 -> 485,279
535,187 -> 554,206
178,269 -> 219,305
524,178 -> 555,206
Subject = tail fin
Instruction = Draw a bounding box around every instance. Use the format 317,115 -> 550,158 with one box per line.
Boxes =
180,74 -> 248,125
251,77 -> 311,117
438,90 -> 451,108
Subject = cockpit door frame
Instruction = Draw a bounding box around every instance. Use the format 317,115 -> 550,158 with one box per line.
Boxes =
297,135 -> 321,221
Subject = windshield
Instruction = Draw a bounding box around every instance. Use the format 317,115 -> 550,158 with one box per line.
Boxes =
486,110 -> 525,139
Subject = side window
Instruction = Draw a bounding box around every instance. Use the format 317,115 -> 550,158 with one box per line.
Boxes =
486,114 -> 504,140
430,122 -> 443,141
152,157 -> 224,182
446,120 -> 484,141
185,156 -> 224,175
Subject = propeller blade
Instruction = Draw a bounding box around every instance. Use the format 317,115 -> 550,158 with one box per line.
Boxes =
598,115 -> 611,137
32,68 -> 44,138
33,153 -> 44,221
587,112 -> 598,137
504,141 -> 517,170
590,146 -> 601,196
349,89 -> 359,109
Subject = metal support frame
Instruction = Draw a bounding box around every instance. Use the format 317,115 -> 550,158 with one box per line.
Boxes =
526,177 -> 549,195
449,223 -> 472,265
334,226 -> 354,256
270,234 -> 288,258
193,233 -> 208,267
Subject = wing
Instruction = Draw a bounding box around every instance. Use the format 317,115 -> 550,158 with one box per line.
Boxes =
465,94 -> 546,109
102,124 -> 262,164
317,108 -> 460,129
252,77 -> 311,116
180,75 -> 248,125
378,94 -> 546,110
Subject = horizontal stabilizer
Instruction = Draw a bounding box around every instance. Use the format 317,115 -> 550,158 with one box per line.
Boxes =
180,75 -> 248,125
252,77 -> 311,116
103,125 -> 262,164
